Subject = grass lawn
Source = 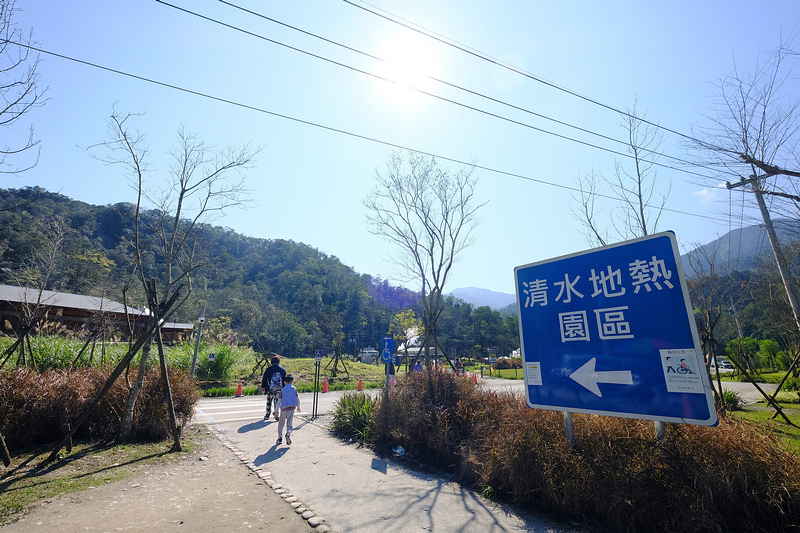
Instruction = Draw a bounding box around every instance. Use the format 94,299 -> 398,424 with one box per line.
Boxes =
716,371 -> 790,383
465,365 -> 524,379
203,357 -> 391,395
283,358 -> 387,392
732,404 -> 800,455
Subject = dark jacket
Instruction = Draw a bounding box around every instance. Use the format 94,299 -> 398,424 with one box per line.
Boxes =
261,363 -> 287,391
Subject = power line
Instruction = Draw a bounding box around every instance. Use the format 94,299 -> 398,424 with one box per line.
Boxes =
343,0 -> 734,154
157,0 -> 721,182
1,38 -> 730,225
217,0 -> 717,177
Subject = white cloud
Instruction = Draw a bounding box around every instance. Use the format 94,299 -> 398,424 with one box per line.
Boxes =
694,187 -> 722,204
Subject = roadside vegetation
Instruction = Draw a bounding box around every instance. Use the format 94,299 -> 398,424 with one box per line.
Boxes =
332,371 -> 800,533
0,367 -> 199,449
0,336 -> 389,396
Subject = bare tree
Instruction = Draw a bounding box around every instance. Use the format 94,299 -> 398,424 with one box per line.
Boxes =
693,33 -> 799,190
90,111 -> 257,445
0,218 -> 64,369
684,240 -> 739,408
364,151 -> 485,368
0,0 -> 46,175
691,34 -> 800,425
573,102 -> 671,247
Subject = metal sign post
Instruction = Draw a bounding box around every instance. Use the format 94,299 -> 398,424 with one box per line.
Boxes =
381,336 -> 393,387
514,232 -> 717,428
190,307 -> 205,378
312,349 -> 322,419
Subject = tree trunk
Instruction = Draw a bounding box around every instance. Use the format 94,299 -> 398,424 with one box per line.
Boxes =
155,325 -> 182,451
0,430 -> 10,467
117,319 -> 154,442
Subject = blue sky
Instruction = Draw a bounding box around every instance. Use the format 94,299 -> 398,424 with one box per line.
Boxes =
6,1 -> 799,294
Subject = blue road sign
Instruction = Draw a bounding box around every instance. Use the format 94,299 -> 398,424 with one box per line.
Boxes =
514,232 -> 717,426
381,336 -> 394,363
314,349 -> 323,362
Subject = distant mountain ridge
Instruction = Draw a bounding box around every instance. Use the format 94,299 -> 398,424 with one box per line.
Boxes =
681,219 -> 800,276
449,286 -> 516,310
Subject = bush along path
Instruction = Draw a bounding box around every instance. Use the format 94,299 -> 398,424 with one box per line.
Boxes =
332,371 -> 800,532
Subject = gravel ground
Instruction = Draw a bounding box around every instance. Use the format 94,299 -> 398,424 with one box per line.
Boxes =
0,425 -> 314,533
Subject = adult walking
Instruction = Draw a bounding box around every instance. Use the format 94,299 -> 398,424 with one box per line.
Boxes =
261,355 -> 287,421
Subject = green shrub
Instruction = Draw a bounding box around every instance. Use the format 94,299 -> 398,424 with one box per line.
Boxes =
166,341 -> 195,370
330,391 -> 377,443
722,388 -> 744,411
784,377 -> 800,392
195,345 -> 236,381
194,343 -> 258,383
201,384 -> 259,397
773,391 -> 800,404
495,358 -> 512,369
495,357 -> 523,370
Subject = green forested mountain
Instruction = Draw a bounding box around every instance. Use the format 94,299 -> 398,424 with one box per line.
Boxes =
0,187 -> 519,358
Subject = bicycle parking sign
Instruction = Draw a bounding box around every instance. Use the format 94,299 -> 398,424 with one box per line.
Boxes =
514,232 -> 717,426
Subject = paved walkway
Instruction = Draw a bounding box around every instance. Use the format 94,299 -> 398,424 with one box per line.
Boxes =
196,395 -> 581,533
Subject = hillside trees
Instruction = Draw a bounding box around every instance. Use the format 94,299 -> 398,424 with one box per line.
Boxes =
0,187 -> 418,354
691,34 -> 800,422
0,186 -> 523,361
434,295 -> 519,360
685,240 -> 743,402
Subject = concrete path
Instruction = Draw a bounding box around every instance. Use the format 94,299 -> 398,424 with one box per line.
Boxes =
195,394 -> 581,533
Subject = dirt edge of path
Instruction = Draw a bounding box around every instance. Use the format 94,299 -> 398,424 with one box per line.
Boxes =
1,424 -> 325,533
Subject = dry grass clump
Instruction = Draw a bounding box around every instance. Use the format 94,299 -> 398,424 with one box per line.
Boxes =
0,367 -> 200,448
372,371 -> 800,532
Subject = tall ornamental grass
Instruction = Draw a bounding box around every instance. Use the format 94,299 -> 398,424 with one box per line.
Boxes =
355,371 -> 800,533
0,367 -> 200,448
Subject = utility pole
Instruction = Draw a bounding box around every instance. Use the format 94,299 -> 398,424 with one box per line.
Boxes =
727,166 -> 800,338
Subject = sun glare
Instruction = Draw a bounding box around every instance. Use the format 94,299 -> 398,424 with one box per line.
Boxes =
374,31 -> 440,108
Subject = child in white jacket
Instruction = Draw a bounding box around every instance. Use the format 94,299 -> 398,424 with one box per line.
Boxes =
276,374 -> 299,446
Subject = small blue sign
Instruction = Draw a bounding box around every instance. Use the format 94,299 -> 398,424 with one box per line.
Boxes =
381,335 -> 394,363
514,232 -> 717,426
314,349 -> 323,362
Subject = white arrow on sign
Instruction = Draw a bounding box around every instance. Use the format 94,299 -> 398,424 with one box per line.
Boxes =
569,357 -> 633,397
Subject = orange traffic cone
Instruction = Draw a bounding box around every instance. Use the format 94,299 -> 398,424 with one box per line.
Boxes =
472,373 -> 478,384
235,380 -> 243,397
357,377 -> 363,391
322,377 -> 328,393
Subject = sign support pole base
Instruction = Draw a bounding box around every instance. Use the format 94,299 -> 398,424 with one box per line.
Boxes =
564,411 -> 575,444
654,420 -> 667,456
